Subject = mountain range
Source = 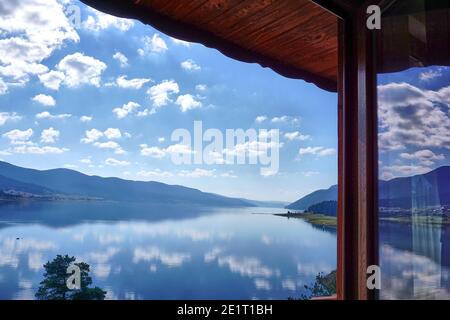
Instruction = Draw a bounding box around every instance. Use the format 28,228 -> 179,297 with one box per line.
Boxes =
286,185 -> 338,210
286,166 -> 450,210
0,161 -> 254,207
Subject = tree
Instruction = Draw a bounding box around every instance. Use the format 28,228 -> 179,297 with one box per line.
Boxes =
35,254 -> 106,300
288,270 -> 336,300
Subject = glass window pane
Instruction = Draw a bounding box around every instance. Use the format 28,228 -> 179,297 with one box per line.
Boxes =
378,0 -> 450,299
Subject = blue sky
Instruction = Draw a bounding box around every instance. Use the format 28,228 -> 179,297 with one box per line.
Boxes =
0,0 -> 338,202
378,66 -> 450,180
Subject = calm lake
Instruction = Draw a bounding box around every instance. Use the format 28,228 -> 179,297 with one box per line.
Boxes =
0,202 -> 336,300
1,201 -> 449,299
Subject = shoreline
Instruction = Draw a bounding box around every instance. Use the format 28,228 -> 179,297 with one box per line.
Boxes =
273,212 -> 450,227
274,212 -> 337,227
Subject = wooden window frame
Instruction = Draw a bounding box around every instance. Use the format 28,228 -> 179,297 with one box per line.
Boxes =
312,0 -> 394,300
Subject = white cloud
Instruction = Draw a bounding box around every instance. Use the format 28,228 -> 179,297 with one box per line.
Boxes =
2,128 -> 33,144
302,171 -> 320,177
214,255 -> 275,278
378,82 -> 450,151
40,127 -> 59,143
116,75 -> 151,89
81,129 -> 104,144
11,145 -> 68,154
175,94 -> 202,112
104,128 -> 121,140
105,158 -> 130,167
140,143 -> 194,158
0,0 -> 79,90
380,165 -> 432,180
32,94 -> 55,107
113,101 -> 140,119
255,116 -> 267,123
35,111 -> 71,120
112,52 -> 128,68
299,146 -> 336,156
147,80 -> 179,108
140,34 -> 168,54
260,169 -> 277,177
0,112 -> 21,126
133,246 -> 190,268
80,115 -> 93,122
180,59 -> 200,71
281,279 -> 297,291
171,37 -> 191,47
195,84 -> 207,91
220,171 -> 238,178
54,52 -> 107,88
165,144 -> 194,156
419,69 -> 442,81
254,279 -> 271,291
137,169 -> 173,178
140,145 -> 166,158
38,70 -> 65,90
158,137 -> 165,143
81,128 -> 125,154
271,116 -> 300,124
399,149 -> 445,167
83,8 -> 134,32
222,135 -> 282,161
93,141 -> 125,155
137,48 -> 145,56
178,169 -> 216,178
0,78 -> 7,95
136,108 -> 156,117
80,158 -> 92,165
284,131 -> 310,141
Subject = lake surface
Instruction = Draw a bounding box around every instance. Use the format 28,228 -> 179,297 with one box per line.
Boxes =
379,220 -> 450,299
2,201 -> 448,299
0,202 -> 336,300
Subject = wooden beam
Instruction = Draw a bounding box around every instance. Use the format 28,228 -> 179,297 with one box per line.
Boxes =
312,0 -> 362,17
337,1 -> 379,300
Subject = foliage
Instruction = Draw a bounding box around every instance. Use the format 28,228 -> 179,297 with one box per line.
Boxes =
288,270 -> 336,300
307,200 -> 337,217
35,254 -> 106,300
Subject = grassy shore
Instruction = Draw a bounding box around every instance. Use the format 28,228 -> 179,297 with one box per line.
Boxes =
380,215 -> 450,225
274,211 -> 450,228
274,212 -> 337,227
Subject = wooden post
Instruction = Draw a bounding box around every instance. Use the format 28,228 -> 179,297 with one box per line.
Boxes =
314,0 -> 380,300
337,2 -> 379,300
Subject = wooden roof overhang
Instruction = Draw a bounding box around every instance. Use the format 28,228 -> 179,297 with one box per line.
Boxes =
80,0 -> 339,92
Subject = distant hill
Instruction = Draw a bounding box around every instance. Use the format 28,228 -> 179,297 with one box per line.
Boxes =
0,174 -> 56,196
306,200 -> 337,216
0,161 -> 253,207
239,199 -> 289,208
286,166 -> 450,211
286,185 -> 337,210
378,166 -> 450,209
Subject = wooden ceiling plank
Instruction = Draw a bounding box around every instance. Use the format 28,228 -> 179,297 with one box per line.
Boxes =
207,0 -> 308,38
267,47 -> 337,78
247,11 -> 335,51
267,22 -> 337,61
179,0 -> 245,27
198,0 -> 277,32
226,2 -> 318,48
146,0 -> 209,21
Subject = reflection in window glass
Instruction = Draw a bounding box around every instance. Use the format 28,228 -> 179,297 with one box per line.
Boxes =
378,1 -> 450,299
